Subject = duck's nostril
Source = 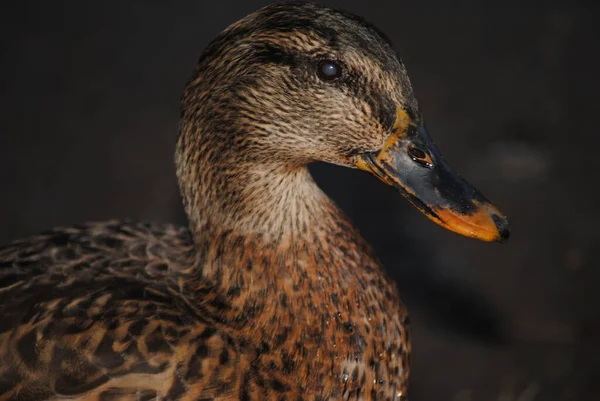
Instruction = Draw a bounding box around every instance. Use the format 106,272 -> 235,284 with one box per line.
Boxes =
407,145 -> 433,168
407,146 -> 425,160
491,214 -> 510,243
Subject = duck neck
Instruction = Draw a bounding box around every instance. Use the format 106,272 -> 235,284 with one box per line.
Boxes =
195,164 -> 338,242
175,124 -> 379,324
175,115 -> 358,241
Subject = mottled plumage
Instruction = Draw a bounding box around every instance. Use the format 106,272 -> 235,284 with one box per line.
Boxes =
0,2 -> 508,401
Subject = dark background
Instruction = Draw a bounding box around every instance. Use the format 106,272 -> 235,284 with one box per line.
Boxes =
1,1 -> 598,400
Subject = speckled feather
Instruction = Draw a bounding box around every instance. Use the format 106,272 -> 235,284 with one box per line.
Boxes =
1,2 -> 416,400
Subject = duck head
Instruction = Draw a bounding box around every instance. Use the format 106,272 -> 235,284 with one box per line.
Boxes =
179,2 -> 509,243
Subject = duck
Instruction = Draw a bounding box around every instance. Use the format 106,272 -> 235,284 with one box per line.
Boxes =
0,2 -> 509,401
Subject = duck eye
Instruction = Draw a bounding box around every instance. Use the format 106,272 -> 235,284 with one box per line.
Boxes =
317,60 -> 342,81
407,145 -> 434,168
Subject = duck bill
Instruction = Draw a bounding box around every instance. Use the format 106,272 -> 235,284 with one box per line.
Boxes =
358,109 -> 509,243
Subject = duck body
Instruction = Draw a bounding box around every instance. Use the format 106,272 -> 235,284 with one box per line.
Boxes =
0,2 -> 508,400
0,218 -> 409,400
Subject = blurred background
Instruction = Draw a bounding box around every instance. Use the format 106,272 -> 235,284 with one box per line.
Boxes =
0,1 -> 598,400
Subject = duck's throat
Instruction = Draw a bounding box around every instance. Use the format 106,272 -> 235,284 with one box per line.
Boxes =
177,133 -> 342,242
175,127 -> 379,311
175,155 -> 389,333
